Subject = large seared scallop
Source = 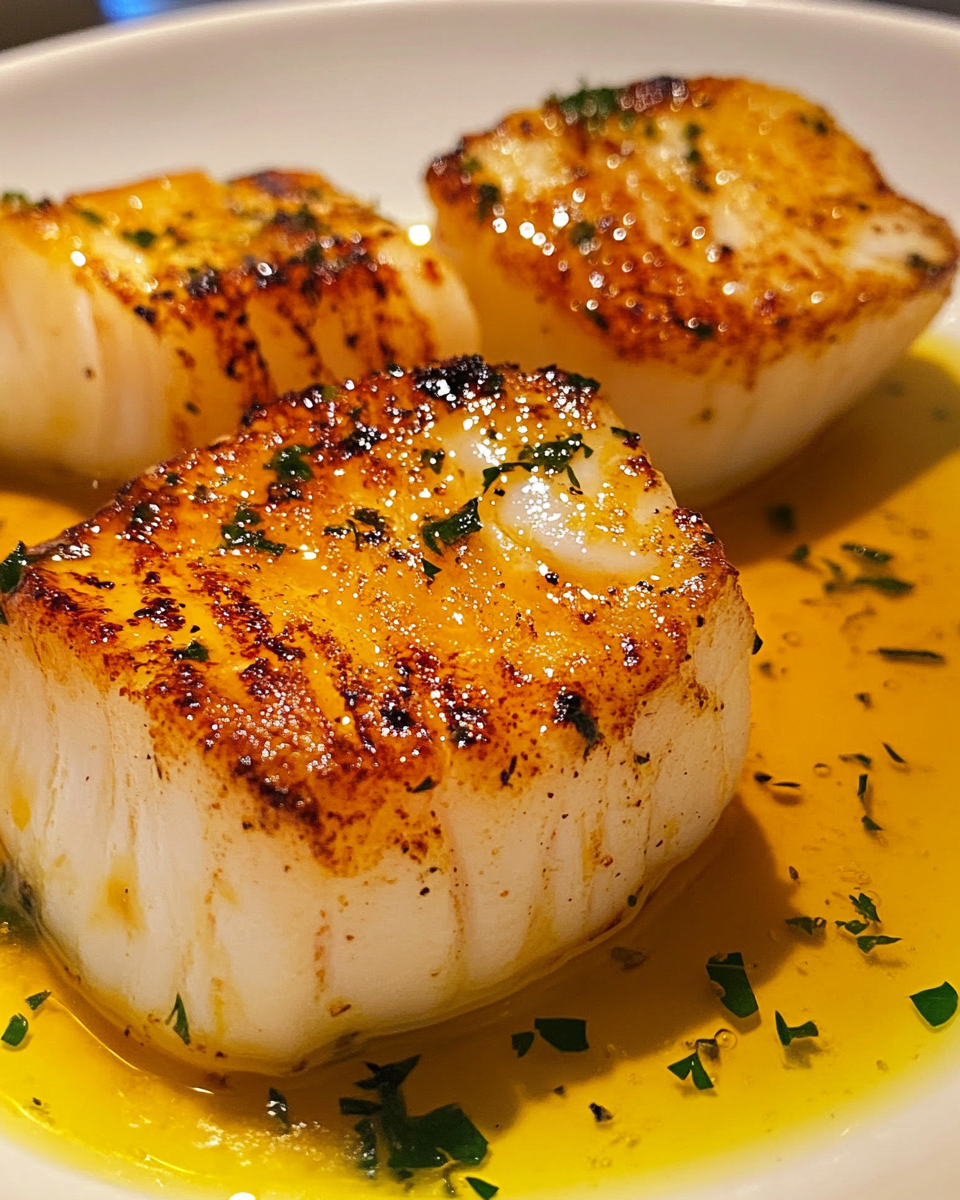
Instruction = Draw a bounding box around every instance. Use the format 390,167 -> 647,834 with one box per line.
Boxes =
0,357 -> 752,1072
427,77 -> 958,503
0,170 -> 477,479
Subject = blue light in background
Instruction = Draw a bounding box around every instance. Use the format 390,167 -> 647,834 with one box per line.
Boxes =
99,0 -> 207,19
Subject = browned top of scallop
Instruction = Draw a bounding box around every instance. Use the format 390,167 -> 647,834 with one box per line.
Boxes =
1,359 -> 736,872
427,76 -> 958,379
1,169 -> 442,379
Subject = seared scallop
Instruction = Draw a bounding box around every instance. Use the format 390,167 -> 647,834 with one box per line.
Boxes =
0,171 -> 478,480
0,357 -> 752,1073
427,77 -> 958,504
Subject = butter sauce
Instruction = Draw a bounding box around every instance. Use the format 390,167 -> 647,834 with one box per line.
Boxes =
0,334 -> 958,1198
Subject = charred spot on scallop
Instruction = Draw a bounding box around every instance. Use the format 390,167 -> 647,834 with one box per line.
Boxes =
0,359 -> 752,1073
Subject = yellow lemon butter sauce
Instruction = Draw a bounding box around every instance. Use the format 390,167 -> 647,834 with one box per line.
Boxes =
0,334 -> 958,1198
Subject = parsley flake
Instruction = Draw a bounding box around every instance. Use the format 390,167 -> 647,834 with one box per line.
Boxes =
882,742 -> 906,764
422,498 -> 482,556
421,448 -> 446,475
789,543 -> 810,563
766,504 -> 795,534
876,648 -> 945,664
667,1050 -> 712,1090
534,1017 -> 589,1052
852,576 -> 914,596
855,935 -> 901,954
841,753 -> 872,768
553,690 -> 600,755
849,893 -> 880,923
785,916 -> 826,935
909,981 -> 958,1027
1,1014 -> 28,1047
589,1102 -> 613,1122
477,183 -> 501,221
841,543 -> 892,563
122,228 -> 157,249
511,1031 -> 535,1058
466,1179 -> 499,1199
354,1117 -> 378,1174
408,777 -> 436,793
266,443 -> 313,482
172,641 -> 208,663
706,952 -> 758,1018
267,1087 -> 290,1130
422,558 -> 441,581
25,991 -> 51,1011
862,815 -> 883,831
0,542 -> 31,594
221,506 -> 286,556
340,1096 -> 382,1116
165,993 -> 190,1045
775,1011 -> 819,1046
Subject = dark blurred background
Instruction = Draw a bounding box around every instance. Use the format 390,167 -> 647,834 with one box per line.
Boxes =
0,0 -> 958,54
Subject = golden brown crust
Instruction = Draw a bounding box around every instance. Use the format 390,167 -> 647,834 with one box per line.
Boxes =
427,76 -> 958,381
2,359 -> 736,873
1,171 -> 448,427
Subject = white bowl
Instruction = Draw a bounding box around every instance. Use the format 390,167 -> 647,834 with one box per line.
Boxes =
0,1 -> 957,1197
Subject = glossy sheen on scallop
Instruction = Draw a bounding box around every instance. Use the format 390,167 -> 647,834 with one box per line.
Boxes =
427,77 -> 958,502
0,358 -> 753,1072
0,171 -> 478,479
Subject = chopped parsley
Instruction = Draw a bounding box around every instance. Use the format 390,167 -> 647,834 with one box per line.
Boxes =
553,691 -> 600,755
875,648 -> 945,663
25,991 -> 50,1011
341,1095 -> 382,1116
421,448 -> 445,475
784,916 -> 826,935
511,1031 -> 535,1058
477,183 -> 501,221
835,920 -> 869,935
122,228 -> 157,249
589,1102 -> 613,1122
882,742 -> 906,764
626,893 -> 638,907
855,934 -> 901,954
566,373 -> 601,391
667,1050 -> 712,1090
849,893 -> 880,923
267,1087 -> 290,1130
706,952 -> 758,1018
766,504 -> 796,534
266,443 -> 313,482
422,558 -> 441,581
221,506 -> 286,556
408,777 -> 436,793
0,542 -> 31,593
610,426 -> 642,448
422,498 -> 482,556
1,1014 -> 28,1047
345,1056 -> 488,1176
752,632 -> 763,655
483,432 -> 594,492
171,641 -> 208,663
775,1012 -> 819,1046
852,576 -> 914,596
841,543 -> 892,563
466,1179 -> 499,1199
789,543 -> 810,563
862,815 -> 883,832
534,1017 -> 589,1052
166,993 -> 190,1045
857,774 -> 869,799
909,981 -> 958,1027
569,220 -> 595,249
76,208 -> 103,225
841,753 -> 872,768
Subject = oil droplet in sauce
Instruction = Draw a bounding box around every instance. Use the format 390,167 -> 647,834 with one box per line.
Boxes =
0,334 -> 958,1197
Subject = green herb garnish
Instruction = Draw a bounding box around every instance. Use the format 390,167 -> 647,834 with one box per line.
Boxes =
340,1096 -> 382,1116
534,1017 -> 589,1052
221,506 -> 286,556
421,448 -> 445,475
422,558 -> 441,581
841,543 -> 892,563
122,228 -> 157,249
172,641 -> 208,663
667,1050 -> 713,1090
835,920 -> 869,935
855,935 -> 901,954
610,426 -> 641,448
589,1102 -> 613,1122
409,777 -> 436,793
706,952 -> 758,1018
166,993 -> 190,1045
1,1014 -> 28,1047
551,84 -> 623,131
0,542 -> 30,594
775,1011 -> 819,1046
422,498 -> 482,556
267,1087 -> 290,1130
849,893 -> 880,923
862,815 -> 883,831
909,981 -> 958,1027
354,1117 -> 378,1174
853,576 -> 914,596
477,183 -> 501,221
569,220 -> 595,248
785,916 -> 826,935
766,504 -> 795,534
841,753 -> 872,768
25,991 -> 50,1011
483,433 -> 594,492
882,742 -> 906,764
876,648 -> 945,663
566,373 -> 600,391
266,443 -> 313,482
857,774 -> 869,799
553,691 -> 600,755
789,544 -> 810,563
511,1031 -> 535,1058
466,1179 -> 499,1200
